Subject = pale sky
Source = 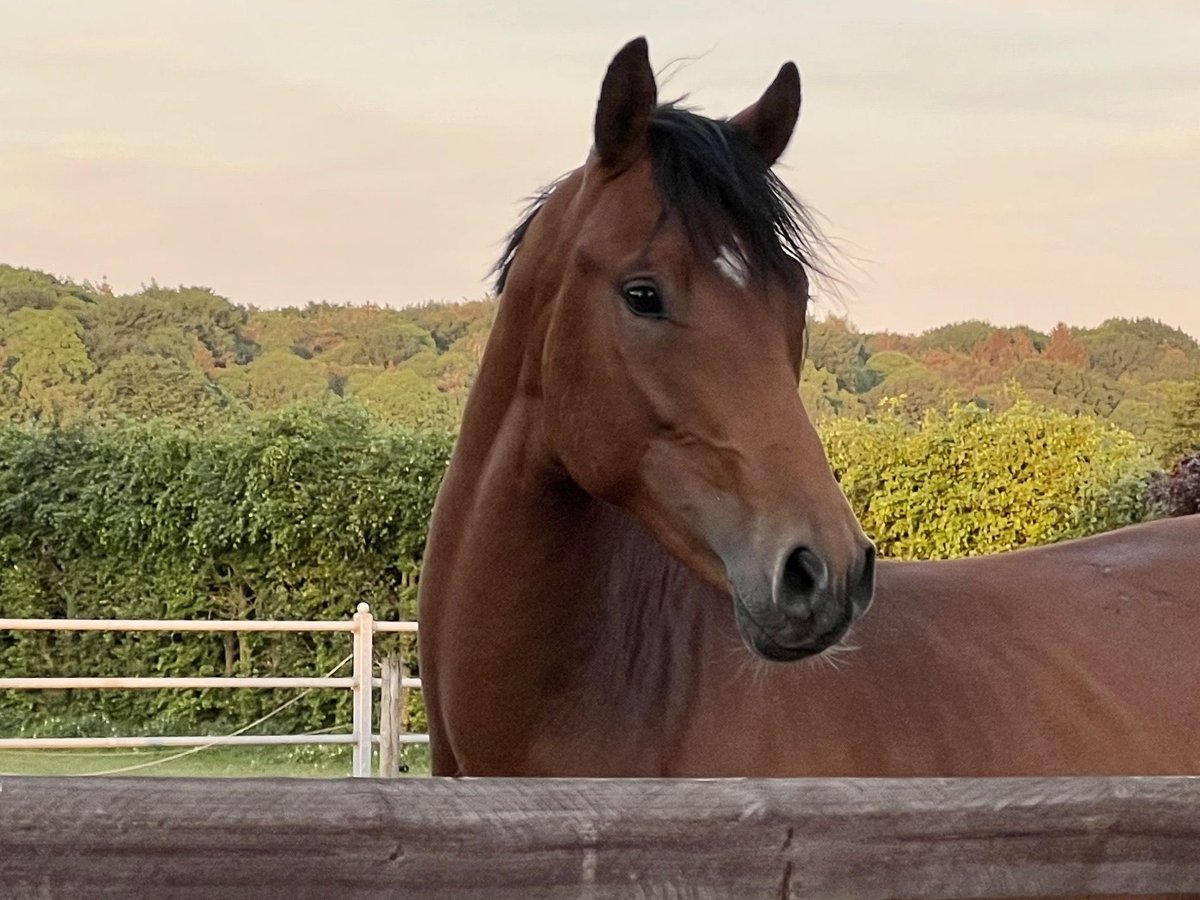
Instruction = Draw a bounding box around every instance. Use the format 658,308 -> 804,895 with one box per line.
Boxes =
2,1 -> 1197,337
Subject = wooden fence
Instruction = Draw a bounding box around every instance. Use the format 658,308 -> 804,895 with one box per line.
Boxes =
0,604 -> 426,777
0,776 -> 1197,897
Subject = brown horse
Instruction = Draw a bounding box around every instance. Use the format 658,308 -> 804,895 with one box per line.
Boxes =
417,37 -> 1200,778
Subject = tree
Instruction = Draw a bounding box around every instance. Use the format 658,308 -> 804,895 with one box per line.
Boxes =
218,351 -> 333,411
343,367 -> 461,432
398,299 -> 498,353
1160,376 -> 1200,463
325,311 -> 436,368
971,328 -> 1038,374
0,308 -> 94,424
1043,322 -> 1089,368
799,361 -> 863,422
85,356 -> 229,427
402,350 -> 478,395
918,348 -> 985,394
79,285 -> 257,369
864,366 -> 964,423
0,264 -> 97,313
915,320 -> 996,355
262,303 -> 440,368
1077,318 -> 1199,381
864,332 -> 912,355
805,316 -> 867,392
1008,359 -> 1123,417
1150,345 -> 1200,383
862,350 -> 918,379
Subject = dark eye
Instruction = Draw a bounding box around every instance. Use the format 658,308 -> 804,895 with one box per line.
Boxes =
621,281 -> 666,318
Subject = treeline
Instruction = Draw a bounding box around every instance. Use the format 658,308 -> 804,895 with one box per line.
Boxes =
0,263 -> 493,434
3,263 -> 1200,465
803,316 -> 1200,465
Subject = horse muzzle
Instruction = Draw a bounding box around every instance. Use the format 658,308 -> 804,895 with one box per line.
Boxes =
728,540 -> 875,662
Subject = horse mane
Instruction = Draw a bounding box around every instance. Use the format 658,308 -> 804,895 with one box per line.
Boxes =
492,103 -> 832,295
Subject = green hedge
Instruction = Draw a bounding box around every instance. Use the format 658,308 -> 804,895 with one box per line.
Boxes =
0,403 -> 450,739
822,401 -> 1153,559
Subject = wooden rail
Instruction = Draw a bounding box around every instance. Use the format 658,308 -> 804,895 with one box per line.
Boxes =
0,776 -> 1197,897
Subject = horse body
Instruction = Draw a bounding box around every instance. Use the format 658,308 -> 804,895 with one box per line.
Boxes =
425,466 -> 1199,775
418,37 -> 1199,779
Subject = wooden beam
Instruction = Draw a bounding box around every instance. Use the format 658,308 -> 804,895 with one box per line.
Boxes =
378,653 -> 405,778
0,776 -> 1197,898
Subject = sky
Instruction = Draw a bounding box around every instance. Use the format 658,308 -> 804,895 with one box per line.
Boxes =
1,1 -> 1197,337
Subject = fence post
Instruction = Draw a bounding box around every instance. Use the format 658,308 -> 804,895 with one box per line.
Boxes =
379,653 -> 404,778
351,602 -> 374,778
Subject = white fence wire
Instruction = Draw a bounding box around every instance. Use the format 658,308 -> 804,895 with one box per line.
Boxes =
0,603 -> 425,777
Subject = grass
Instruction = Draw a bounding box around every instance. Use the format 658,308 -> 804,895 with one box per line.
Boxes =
0,744 -> 430,778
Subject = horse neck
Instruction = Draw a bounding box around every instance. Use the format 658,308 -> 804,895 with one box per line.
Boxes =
425,269 -> 738,769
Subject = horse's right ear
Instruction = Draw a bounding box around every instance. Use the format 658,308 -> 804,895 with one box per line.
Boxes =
594,37 -> 657,173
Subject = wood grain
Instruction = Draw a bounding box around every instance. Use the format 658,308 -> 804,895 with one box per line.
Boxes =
0,776 -> 1197,898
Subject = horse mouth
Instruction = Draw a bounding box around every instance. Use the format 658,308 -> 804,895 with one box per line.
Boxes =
732,594 -> 854,662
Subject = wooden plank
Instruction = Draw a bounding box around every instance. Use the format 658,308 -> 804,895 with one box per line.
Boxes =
0,777 -> 1197,898
378,654 -> 404,778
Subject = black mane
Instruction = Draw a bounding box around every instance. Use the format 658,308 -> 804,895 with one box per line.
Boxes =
493,103 -> 831,295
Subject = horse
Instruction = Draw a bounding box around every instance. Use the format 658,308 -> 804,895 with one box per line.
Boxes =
417,37 -> 1200,779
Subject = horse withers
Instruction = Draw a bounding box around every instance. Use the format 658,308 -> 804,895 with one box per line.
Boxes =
418,37 -> 1199,778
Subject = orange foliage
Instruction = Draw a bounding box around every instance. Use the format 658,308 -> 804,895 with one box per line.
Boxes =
1044,323 -> 1089,369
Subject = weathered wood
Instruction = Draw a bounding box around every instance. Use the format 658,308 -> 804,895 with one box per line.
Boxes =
379,654 -> 404,778
0,776 -> 1196,899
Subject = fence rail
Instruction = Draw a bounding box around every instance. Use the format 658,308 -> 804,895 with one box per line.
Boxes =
0,617 -> 418,633
0,775 -> 1197,898
0,603 -> 427,775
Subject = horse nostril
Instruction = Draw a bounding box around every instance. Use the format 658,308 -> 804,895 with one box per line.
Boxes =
850,542 -> 877,613
780,546 -> 828,610
860,543 -> 876,585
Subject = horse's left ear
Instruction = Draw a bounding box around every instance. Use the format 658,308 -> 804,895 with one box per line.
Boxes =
729,62 -> 802,166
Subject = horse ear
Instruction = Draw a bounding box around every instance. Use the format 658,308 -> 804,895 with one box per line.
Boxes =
594,37 -> 657,172
729,62 -> 802,166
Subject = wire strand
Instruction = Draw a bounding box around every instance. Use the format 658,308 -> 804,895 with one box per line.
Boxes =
0,653 -> 355,777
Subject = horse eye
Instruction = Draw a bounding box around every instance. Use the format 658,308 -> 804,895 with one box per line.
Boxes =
621,282 -> 666,318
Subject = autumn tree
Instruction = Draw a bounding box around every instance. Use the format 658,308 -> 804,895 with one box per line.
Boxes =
917,348 -> 983,394
971,328 -> 1038,372
1043,322 -> 1089,368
